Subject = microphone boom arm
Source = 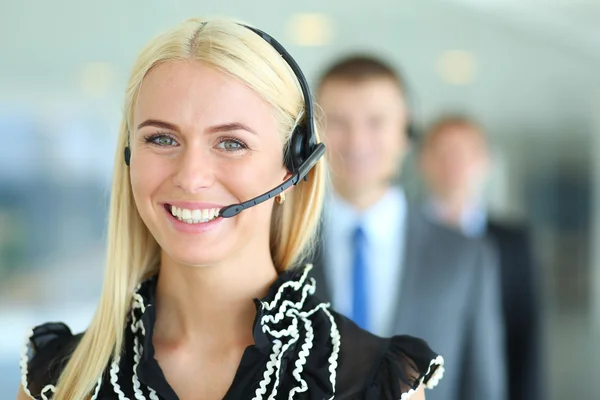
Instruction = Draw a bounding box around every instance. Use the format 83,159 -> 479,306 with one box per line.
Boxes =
219,143 -> 325,218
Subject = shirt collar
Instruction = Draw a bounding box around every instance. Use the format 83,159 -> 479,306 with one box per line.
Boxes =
325,186 -> 407,244
426,199 -> 488,237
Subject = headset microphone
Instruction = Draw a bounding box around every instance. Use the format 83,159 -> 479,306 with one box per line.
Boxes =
219,142 -> 325,218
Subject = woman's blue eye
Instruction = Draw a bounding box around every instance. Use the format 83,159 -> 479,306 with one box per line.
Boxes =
218,139 -> 246,151
145,134 -> 177,146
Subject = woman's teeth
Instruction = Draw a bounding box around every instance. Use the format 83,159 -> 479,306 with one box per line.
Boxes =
169,206 -> 220,224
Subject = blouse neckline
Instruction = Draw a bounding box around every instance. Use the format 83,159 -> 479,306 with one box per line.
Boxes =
124,263 -> 340,400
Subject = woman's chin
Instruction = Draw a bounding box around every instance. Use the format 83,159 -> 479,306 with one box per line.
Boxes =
153,215 -> 265,269
162,245 -> 229,269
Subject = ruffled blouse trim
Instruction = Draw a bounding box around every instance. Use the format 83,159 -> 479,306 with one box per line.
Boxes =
400,355 -> 445,399
20,326 -> 102,400
20,327 -> 49,400
251,264 -> 341,399
378,334 -> 445,399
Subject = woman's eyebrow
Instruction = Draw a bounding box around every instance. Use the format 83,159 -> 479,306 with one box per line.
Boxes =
207,122 -> 258,135
136,120 -> 257,135
137,119 -> 179,131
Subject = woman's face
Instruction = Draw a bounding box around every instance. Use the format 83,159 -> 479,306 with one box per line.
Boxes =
130,61 -> 288,267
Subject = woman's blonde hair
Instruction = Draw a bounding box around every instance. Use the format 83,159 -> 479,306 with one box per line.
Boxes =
52,17 -> 326,399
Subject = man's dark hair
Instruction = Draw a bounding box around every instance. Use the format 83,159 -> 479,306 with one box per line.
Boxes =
317,54 -> 406,92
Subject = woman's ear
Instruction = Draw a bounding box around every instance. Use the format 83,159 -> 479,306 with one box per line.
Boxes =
279,168 -> 298,200
281,170 -> 294,194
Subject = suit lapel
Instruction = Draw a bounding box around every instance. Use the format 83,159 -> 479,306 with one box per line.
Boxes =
388,206 -> 426,335
309,200 -> 429,335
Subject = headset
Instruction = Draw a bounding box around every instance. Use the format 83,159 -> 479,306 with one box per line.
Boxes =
123,23 -> 325,219
388,62 -> 418,141
403,81 -> 420,141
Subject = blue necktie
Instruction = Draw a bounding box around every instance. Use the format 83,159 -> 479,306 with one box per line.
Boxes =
351,225 -> 369,330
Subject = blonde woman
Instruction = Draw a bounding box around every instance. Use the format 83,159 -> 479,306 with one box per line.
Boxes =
17,17 -> 443,400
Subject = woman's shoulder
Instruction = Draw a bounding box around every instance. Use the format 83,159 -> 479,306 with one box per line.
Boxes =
332,312 -> 444,399
20,322 -> 83,399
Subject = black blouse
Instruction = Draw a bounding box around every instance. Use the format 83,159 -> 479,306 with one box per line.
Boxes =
21,265 -> 444,399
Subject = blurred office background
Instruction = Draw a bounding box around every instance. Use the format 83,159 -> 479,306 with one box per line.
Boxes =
1,0 -> 600,398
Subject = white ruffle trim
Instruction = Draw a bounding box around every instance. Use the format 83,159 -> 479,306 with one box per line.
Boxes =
400,355 -> 445,400
106,287 -> 159,400
252,264 -> 340,400
20,327 -> 35,399
131,292 -> 160,400
20,327 -> 104,400
19,327 -> 56,400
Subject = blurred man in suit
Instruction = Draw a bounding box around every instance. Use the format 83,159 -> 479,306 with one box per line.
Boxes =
419,114 -> 541,400
310,55 -> 507,400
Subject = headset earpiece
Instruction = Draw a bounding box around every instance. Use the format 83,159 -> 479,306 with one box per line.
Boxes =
406,122 -> 418,140
285,126 -> 308,172
124,146 -> 131,166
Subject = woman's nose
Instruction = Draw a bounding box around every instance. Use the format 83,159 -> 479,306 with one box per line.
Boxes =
171,147 -> 215,193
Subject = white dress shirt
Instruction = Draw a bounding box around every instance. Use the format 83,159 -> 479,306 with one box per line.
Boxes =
323,187 -> 407,336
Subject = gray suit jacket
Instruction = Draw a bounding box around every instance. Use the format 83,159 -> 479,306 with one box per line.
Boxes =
309,205 -> 507,400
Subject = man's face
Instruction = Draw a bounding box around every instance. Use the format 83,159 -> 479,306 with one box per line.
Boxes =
420,124 -> 490,203
318,77 -> 409,196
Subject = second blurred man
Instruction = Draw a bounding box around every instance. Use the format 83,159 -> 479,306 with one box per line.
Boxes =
419,115 -> 541,400
310,55 -> 507,400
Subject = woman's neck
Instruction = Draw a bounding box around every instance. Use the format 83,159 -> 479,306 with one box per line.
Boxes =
153,249 -> 279,349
